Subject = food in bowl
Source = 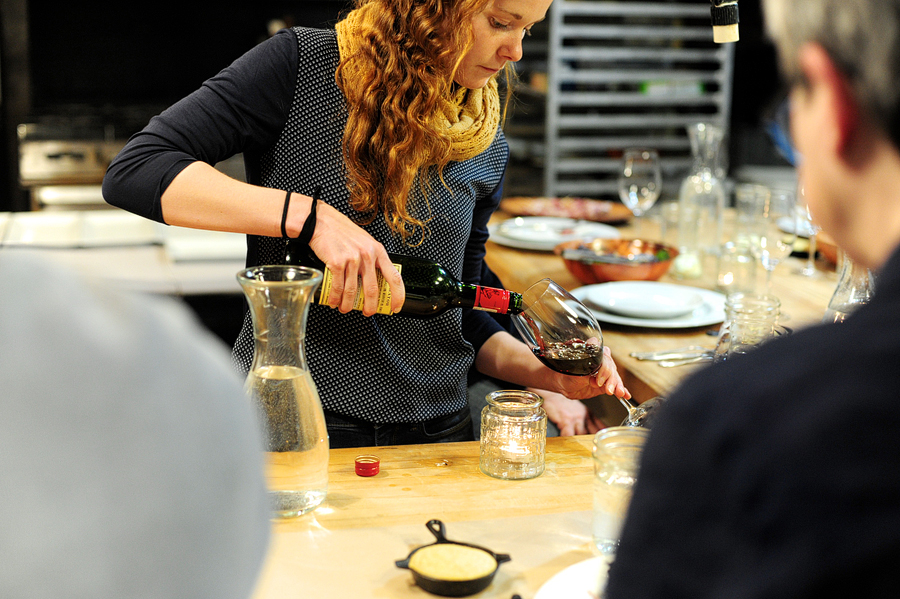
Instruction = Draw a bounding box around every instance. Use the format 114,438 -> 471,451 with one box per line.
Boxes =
555,238 -> 678,284
408,544 -> 498,581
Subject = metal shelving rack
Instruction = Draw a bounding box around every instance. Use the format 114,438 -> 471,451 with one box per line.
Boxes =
543,0 -> 735,199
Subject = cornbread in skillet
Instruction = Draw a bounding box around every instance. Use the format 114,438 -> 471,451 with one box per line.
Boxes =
408,544 -> 497,581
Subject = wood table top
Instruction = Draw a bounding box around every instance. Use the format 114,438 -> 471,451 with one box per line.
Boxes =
252,436 -> 602,599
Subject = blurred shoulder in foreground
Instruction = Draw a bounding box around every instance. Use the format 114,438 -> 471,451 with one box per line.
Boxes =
0,251 -> 270,599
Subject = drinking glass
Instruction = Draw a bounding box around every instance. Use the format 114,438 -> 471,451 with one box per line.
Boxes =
739,184 -> 798,291
592,427 -> 650,556
512,279 -> 604,377
796,183 -> 822,277
713,292 -> 781,363
618,148 -> 662,235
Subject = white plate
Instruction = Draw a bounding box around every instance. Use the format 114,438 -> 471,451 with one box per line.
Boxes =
586,281 -> 705,319
80,211 -> 162,246
2,210 -> 162,248
0,212 -> 9,243
535,556 -> 610,599
163,226 -> 246,261
573,285 -> 726,329
4,211 -> 83,247
489,217 -> 619,251
778,215 -> 815,238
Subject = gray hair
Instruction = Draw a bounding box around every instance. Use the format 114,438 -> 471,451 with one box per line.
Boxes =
763,0 -> 900,144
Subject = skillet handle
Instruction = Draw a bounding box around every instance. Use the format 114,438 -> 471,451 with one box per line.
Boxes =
395,557 -> 411,569
426,519 -> 449,543
494,553 -> 512,565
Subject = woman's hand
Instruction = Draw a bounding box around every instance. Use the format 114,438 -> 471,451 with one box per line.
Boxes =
552,346 -> 631,400
160,164 -> 405,317
308,201 -> 405,316
476,332 -> 631,401
530,388 -> 605,436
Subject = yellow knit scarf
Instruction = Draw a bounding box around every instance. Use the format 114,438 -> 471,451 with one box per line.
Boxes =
335,6 -> 501,162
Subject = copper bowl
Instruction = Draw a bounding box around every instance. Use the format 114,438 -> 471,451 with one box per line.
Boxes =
817,232 -> 838,264
555,238 -> 679,284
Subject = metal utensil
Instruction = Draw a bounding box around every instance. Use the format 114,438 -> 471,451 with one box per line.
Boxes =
630,346 -> 712,361
658,354 -> 714,367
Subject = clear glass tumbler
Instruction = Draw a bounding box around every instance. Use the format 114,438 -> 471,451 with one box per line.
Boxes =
713,292 -> 781,363
591,426 -> 650,556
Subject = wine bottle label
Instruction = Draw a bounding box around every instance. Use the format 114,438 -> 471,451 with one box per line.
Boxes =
473,286 -> 512,313
317,263 -> 401,315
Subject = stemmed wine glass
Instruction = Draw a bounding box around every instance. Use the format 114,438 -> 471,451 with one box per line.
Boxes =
796,183 -> 822,277
512,279 -> 604,377
618,148 -> 662,235
740,184 -> 798,291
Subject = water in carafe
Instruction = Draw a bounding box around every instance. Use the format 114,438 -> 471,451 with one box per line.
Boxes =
237,265 -> 329,518
675,123 -> 726,278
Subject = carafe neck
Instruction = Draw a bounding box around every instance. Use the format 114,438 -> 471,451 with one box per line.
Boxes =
237,266 -> 323,372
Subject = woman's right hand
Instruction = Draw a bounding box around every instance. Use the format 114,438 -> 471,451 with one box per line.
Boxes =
160,165 -> 404,316
308,200 -> 405,316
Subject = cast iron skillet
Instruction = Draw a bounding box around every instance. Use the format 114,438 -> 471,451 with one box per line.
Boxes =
395,519 -> 512,597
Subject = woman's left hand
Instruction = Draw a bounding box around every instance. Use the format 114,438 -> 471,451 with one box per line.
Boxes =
475,331 -> 631,402
553,346 -> 631,400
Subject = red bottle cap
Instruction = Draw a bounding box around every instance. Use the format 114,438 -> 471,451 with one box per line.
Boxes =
355,455 -> 380,477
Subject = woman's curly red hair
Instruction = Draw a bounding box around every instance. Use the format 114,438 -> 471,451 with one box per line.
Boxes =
336,0 -> 502,245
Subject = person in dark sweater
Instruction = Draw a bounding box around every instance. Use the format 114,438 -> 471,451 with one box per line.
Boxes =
103,0 -> 630,448
605,0 -> 900,596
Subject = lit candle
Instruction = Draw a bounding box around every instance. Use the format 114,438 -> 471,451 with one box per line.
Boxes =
500,438 -> 530,463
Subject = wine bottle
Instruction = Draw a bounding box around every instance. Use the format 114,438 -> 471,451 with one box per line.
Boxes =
284,241 -> 523,318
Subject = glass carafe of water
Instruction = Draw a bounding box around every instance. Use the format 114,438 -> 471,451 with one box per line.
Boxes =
674,122 -> 726,279
237,265 -> 329,518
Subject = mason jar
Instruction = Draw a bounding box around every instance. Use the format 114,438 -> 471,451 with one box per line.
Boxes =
479,390 -> 547,480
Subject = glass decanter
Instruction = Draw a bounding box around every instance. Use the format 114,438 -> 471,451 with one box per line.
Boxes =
237,265 -> 329,518
674,122 -> 727,279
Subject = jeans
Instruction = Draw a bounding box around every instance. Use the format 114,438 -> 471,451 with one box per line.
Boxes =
324,405 -> 475,449
467,376 -> 561,440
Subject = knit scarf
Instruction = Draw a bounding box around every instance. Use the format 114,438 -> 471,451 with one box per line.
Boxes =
335,6 -> 501,162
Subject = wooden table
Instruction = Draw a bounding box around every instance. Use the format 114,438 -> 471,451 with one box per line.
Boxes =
251,436 -> 604,599
485,208 -> 840,403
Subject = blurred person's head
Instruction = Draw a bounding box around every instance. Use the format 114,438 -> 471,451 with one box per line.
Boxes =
0,252 -> 270,599
763,0 -> 900,269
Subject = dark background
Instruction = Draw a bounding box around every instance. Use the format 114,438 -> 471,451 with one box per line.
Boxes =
1,0 -> 786,209
27,1 -> 352,114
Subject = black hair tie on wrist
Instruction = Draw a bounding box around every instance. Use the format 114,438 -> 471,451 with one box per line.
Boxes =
280,186 -> 322,241
280,190 -> 292,239
295,185 -> 321,247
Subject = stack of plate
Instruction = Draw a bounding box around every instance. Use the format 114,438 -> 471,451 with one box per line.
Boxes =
489,216 -> 619,251
572,281 -> 726,328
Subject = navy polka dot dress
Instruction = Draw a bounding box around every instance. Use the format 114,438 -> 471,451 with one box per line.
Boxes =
232,27 -> 509,423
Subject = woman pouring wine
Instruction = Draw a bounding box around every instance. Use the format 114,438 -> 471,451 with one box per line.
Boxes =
102,0 -> 631,448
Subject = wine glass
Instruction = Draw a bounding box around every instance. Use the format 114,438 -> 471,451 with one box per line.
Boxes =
618,148 -> 662,235
740,184 -> 798,291
512,279 -> 604,377
796,183 -> 822,277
